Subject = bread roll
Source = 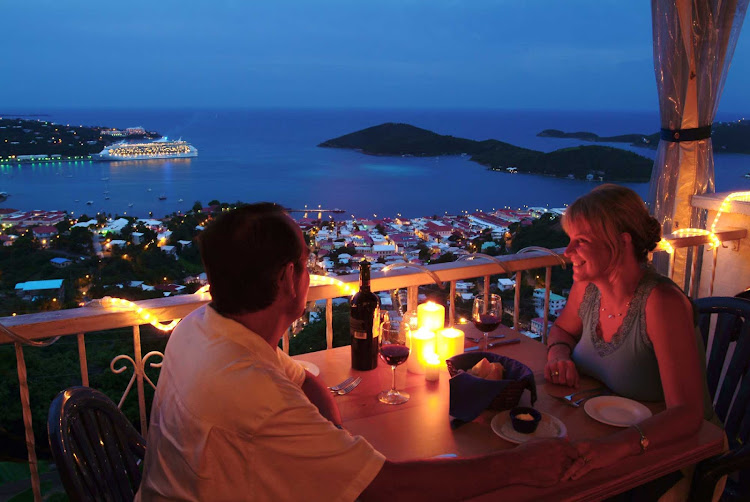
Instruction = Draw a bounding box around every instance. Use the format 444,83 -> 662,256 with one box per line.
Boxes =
469,358 -> 505,380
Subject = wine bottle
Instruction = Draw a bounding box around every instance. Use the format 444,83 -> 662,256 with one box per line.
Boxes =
350,260 -> 380,371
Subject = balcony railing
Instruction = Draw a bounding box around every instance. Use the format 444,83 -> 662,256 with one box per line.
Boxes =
1,226 -> 746,501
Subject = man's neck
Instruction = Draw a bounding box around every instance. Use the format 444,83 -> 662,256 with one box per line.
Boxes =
225,308 -> 288,349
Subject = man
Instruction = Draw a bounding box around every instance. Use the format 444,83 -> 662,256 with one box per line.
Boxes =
136,203 -> 577,502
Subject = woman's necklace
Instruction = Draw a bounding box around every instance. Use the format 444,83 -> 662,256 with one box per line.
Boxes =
600,301 -> 631,319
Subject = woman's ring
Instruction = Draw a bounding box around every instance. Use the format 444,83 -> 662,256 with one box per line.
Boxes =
552,371 -> 560,376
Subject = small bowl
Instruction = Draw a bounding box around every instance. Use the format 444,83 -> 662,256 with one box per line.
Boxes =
509,406 -> 542,434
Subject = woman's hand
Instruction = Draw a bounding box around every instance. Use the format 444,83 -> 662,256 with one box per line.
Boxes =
544,357 -> 580,387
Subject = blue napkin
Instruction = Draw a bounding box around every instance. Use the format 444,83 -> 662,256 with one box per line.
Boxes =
448,352 -> 537,423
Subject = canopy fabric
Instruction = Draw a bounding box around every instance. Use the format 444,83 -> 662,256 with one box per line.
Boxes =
648,0 -> 748,288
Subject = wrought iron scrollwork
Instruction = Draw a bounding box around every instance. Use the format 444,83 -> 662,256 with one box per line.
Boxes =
516,246 -> 567,269
110,351 -> 164,408
381,261 -> 446,289
456,253 -> 512,275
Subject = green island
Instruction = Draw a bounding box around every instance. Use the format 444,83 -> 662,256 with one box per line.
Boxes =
0,116 -> 160,162
318,122 -> 653,182
538,118 -> 750,154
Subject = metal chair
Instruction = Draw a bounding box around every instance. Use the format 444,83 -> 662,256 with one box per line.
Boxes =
47,386 -> 146,502
691,296 -> 750,502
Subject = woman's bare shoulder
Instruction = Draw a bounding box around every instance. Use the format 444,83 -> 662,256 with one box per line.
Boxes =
645,282 -> 694,343
647,281 -> 692,311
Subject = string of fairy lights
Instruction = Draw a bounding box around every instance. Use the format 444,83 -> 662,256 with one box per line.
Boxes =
656,190 -> 750,254
94,190 -> 750,333
95,276 -> 357,332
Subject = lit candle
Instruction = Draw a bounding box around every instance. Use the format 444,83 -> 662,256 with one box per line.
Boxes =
424,351 -> 440,382
407,327 -> 436,374
437,327 -> 465,360
417,302 -> 445,332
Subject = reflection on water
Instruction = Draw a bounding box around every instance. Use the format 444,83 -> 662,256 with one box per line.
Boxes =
361,163 -> 431,176
107,158 -> 193,169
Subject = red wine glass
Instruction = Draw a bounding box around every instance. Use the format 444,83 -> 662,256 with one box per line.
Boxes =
378,318 -> 411,405
472,293 -> 502,350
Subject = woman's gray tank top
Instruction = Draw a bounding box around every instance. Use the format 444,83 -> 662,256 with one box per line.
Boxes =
572,269 -> 668,401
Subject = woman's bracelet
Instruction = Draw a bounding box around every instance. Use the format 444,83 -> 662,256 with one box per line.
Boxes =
547,341 -> 574,355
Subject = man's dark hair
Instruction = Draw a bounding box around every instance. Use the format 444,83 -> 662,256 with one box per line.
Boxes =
198,202 -> 304,315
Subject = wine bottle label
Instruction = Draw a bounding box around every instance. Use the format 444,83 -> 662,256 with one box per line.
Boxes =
352,330 -> 368,340
350,318 -> 367,339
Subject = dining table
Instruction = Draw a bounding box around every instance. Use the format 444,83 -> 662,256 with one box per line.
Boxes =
293,323 -> 726,501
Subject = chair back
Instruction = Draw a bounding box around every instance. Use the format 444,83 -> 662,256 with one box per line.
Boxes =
47,386 -> 146,502
695,296 -> 750,449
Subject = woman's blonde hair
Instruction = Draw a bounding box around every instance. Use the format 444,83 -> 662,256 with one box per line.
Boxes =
562,184 -> 661,268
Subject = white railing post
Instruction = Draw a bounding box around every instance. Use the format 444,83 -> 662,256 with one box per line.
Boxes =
407,286 -> 418,312
543,266 -> 552,344
448,281 -> 456,327
688,246 -> 701,299
514,271 -> 521,330
709,246 -> 719,297
77,333 -> 89,387
14,343 -> 41,502
326,298 -> 333,349
132,325 -> 148,435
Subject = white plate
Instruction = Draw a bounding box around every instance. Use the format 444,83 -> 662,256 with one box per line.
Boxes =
584,396 -> 652,427
490,410 -> 567,444
297,360 -> 320,376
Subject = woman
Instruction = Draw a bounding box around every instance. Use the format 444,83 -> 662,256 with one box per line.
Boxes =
545,184 -> 710,494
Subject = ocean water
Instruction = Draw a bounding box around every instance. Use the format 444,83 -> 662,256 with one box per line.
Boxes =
1,108 -> 748,219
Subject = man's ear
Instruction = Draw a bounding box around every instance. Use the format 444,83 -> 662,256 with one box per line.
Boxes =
621,232 -> 633,245
279,261 -> 297,297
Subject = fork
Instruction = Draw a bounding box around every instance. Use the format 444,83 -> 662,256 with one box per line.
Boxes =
557,387 -> 609,407
562,386 -> 607,402
335,377 -> 362,396
328,377 -> 355,392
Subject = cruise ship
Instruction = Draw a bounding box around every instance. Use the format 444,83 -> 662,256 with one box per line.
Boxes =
96,138 -> 198,161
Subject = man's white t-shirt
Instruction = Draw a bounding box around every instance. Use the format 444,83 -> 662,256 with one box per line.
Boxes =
136,305 -> 385,502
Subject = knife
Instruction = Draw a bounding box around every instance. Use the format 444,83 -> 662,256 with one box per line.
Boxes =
466,334 -> 506,343
464,338 -> 521,351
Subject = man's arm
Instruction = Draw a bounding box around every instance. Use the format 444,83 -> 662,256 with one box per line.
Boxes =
301,371 -> 343,427
359,439 -> 577,501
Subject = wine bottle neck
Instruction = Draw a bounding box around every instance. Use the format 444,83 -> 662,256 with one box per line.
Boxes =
359,262 -> 371,291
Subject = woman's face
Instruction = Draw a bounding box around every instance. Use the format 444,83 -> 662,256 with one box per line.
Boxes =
564,221 -> 613,283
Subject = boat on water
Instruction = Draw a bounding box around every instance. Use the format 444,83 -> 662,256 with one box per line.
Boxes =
158,194 -> 167,200
745,172 -> 750,178
96,137 -> 198,161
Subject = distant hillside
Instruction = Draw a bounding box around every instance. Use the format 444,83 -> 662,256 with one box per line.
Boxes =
538,129 -> 657,147
0,117 -> 161,159
319,123 -> 653,182
538,119 -> 750,154
318,123 -> 488,156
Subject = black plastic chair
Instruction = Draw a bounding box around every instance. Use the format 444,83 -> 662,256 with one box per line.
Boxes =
690,297 -> 750,502
48,386 -> 146,502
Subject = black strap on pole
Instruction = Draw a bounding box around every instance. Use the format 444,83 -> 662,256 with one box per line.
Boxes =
660,125 -> 712,142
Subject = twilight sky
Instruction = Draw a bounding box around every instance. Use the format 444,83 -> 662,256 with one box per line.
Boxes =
3,0 -> 749,113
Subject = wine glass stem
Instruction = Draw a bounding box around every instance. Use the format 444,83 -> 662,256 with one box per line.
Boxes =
484,332 -> 489,350
391,365 -> 397,392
